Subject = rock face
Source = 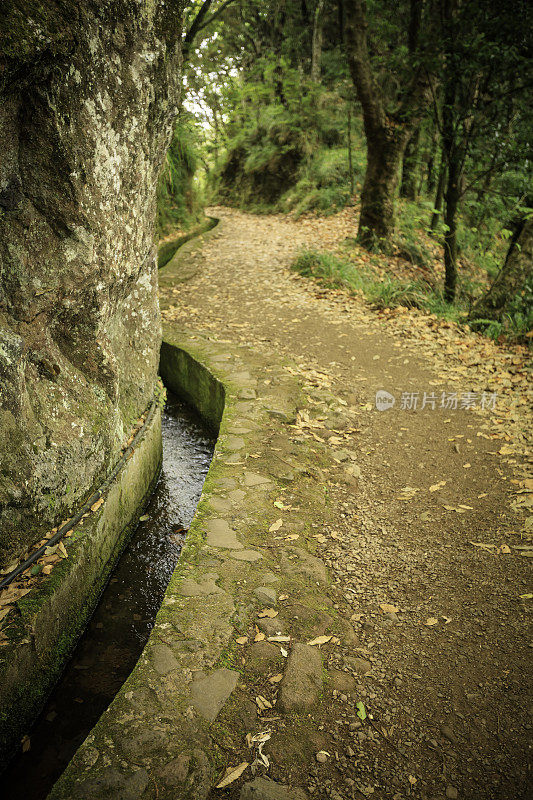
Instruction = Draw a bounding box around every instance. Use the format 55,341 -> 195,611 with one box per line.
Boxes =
0,1 -> 183,567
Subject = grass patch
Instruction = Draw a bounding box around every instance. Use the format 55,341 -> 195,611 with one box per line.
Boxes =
291,248 -> 470,325
292,247 -> 533,344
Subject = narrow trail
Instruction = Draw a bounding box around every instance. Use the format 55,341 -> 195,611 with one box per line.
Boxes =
160,207 -> 532,800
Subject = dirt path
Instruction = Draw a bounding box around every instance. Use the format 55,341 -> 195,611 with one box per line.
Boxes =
160,207 -> 532,800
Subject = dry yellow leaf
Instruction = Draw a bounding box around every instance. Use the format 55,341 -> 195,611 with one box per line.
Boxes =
379,603 -> 399,614
255,695 -> 272,711
308,635 -> 332,646
269,519 -> 283,532
235,636 -> 248,645
425,617 -> 438,626
258,609 -> 278,618
215,762 -> 249,789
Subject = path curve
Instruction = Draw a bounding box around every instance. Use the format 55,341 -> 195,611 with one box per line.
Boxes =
159,207 -> 532,800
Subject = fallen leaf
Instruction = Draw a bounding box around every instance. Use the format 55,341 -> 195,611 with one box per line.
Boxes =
255,695 -> 273,711
269,519 -> 283,532
356,701 -> 367,721
215,762 -> 249,789
58,542 -> 68,558
267,635 -> 291,642
269,674 -> 283,683
91,498 -> 104,512
425,617 -> 438,626
235,636 -> 248,645
278,594 -> 289,601
308,635 -> 332,646
254,632 -> 265,642
379,603 -> 399,614
139,515 -> 149,522
258,609 -> 278,618
429,481 -> 447,492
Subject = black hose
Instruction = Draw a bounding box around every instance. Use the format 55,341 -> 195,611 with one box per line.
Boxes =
0,399 -> 158,592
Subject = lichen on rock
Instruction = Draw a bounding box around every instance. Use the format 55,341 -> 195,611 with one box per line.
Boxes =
0,0 -> 184,568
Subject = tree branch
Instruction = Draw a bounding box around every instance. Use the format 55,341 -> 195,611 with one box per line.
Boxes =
196,0 -> 238,33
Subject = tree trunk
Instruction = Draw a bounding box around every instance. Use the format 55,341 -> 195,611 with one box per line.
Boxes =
347,105 -> 355,195
470,217 -> 533,320
359,131 -> 407,247
344,0 -> 429,247
426,136 -> 439,195
443,155 -> 461,302
311,0 -> 326,82
430,161 -> 446,230
400,126 -> 420,199
0,1 -> 182,568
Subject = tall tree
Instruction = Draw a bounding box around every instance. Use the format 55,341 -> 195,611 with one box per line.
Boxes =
470,215 -> 533,322
311,0 -> 326,82
433,0 -> 532,301
343,0 -> 432,247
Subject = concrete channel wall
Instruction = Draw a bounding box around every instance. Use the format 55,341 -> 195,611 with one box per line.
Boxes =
0,404 -> 163,771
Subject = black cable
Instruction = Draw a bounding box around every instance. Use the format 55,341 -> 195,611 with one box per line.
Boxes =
0,399 -> 157,592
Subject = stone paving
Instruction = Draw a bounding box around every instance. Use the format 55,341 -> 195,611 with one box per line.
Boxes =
49,213 -> 532,800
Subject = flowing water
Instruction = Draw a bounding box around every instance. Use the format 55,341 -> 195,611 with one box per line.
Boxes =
1,392 -> 215,800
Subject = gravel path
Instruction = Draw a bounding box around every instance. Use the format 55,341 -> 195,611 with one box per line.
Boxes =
160,207 -> 532,800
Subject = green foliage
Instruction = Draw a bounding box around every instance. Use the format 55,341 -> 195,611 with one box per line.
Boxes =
157,113 -> 204,236
291,249 -> 464,324
469,274 -> 533,342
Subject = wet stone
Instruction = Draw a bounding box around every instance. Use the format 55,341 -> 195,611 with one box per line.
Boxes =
254,586 -> 277,606
243,472 -> 272,487
225,435 -> 246,451
266,409 -> 296,424
228,489 -> 247,504
344,656 -> 372,675
152,643 -> 179,675
205,519 -> 241,549
158,748 -> 211,791
240,777 -> 308,800
177,573 -> 224,597
189,668 -> 239,722
257,617 -> 287,636
209,496 -> 232,514
279,643 -> 323,712
217,478 -> 238,490
281,547 -> 328,584
221,453 -> 245,464
248,641 -> 282,665
229,549 -> 263,562
238,388 -> 257,400
121,728 -> 169,759
78,767 -> 150,800
329,669 -> 356,693
261,571 -> 280,584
